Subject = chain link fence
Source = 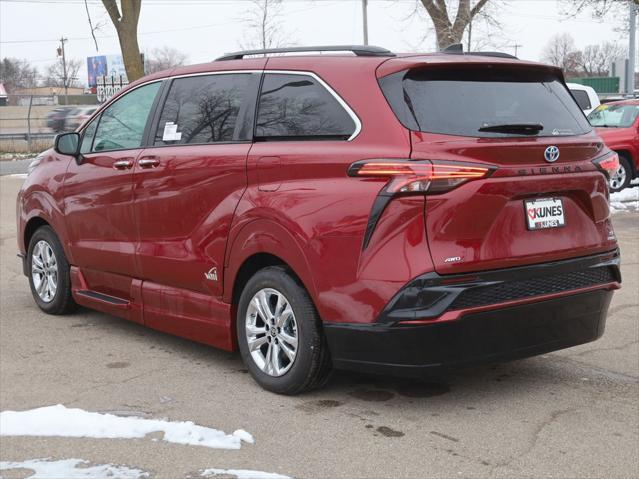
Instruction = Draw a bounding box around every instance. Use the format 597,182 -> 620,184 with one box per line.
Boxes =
0,94 -> 98,153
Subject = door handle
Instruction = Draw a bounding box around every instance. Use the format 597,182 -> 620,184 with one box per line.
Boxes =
113,159 -> 133,170
138,157 -> 160,168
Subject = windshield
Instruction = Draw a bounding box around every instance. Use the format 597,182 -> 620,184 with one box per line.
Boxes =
380,66 -> 591,138
588,103 -> 639,128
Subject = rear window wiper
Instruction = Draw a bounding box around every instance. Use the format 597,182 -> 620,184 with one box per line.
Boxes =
478,123 -> 544,135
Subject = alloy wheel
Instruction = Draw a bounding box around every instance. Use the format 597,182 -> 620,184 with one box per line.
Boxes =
609,163 -> 627,191
31,240 -> 58,303
245,288 -> 298,377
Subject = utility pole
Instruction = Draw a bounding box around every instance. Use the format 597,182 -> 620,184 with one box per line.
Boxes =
467,19 -> 472,52
362,0 -> 369,46
512,44 -> 523,57
57,37 -> 68,105
628,0 -> 636,96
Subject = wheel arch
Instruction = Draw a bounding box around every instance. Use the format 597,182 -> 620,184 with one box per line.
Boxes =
615,149 -> 636,178
223,219 -> 319,307
24,217 -> 51,252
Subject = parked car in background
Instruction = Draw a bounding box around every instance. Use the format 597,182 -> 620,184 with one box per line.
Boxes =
588,99 -> 639,192
64,107 -> 98,131
45,107 -> 74,133
567,83 -> 600,116
18,45 -> 621,394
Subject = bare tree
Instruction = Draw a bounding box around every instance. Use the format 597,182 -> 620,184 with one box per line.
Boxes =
462,2 -> 510,52
241,0 -> 288,50
560,0 -> 638,19
102,0 -> 144,81
579,42 -> 626,76
43,58 -> 82,88
416,0 -> 493,50
0,58 -> 38,92
145,47 -> 188,74
541,33 -> 582,76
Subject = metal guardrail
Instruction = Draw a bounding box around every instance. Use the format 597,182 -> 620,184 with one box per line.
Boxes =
0,132 -> 56,141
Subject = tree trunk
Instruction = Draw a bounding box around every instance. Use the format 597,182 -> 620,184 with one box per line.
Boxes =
116,24 -> 144,81
420,0 -> 490,51
102,0 -> 144,82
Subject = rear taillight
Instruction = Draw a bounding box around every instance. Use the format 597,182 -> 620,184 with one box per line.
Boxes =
348,159 -> 494,194
593,152 -> 619,178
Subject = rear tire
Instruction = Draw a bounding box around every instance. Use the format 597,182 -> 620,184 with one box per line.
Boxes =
237,266 -> 331,394
609,154 -> 632,193
27,226 -> 77,315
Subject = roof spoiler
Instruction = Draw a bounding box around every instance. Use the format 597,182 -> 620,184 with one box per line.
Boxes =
441,43 -> 518,59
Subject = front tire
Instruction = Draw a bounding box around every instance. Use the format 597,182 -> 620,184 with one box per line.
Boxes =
609,154 -> 632,193
237,266 -> 331,394
27,226 -> 77,315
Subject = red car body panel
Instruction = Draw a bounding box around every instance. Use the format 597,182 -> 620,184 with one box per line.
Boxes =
16,52 -> 620,360
410,131 -> 615,274
594,100 -> 639,175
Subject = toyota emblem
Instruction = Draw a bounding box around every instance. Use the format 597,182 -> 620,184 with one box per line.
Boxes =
544,146 -> 560,163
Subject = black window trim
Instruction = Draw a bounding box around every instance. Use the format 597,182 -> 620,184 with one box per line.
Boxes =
79,68 -> 362,154
145,71 -> 262,150
79,79 -> 166,155
253,70 -> 362,142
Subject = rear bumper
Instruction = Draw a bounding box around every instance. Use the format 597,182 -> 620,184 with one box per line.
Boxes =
377,249 -> 620,324
324,289 -> 614,377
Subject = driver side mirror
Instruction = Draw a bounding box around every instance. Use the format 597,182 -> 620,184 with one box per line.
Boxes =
54,132 -> 83,164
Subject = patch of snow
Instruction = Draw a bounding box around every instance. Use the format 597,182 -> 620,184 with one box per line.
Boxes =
232,429 -> 255,444
610,185 -> 639,203
202,468 -> 293,479
0,404 -> 254,450
0,152 -> 38,161
0,458 -> 148,479
609,185 -> 639,214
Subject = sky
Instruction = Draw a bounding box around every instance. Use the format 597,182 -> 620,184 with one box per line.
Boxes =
0,0 -> 631,87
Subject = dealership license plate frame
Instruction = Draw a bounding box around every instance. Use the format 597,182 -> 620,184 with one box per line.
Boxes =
524,197 -> 566,231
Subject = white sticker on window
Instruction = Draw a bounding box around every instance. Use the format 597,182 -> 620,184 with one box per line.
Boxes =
162,122 -> 182,141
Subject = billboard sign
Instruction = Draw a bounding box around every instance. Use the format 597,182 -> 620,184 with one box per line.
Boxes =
87,54 -> 127,88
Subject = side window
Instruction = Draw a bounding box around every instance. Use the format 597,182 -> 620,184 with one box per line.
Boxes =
255,73 -> 356,140
92,81 -> 161,152
154,73 -> 251,145
80,116 -> 98,154
570,89 -> 591,111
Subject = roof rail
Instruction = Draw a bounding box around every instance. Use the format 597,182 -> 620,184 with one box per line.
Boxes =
440,43 -> 518,59
216,45 -> 395,61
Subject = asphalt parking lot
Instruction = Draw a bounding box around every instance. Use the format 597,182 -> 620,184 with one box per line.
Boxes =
1,174 -> 637,479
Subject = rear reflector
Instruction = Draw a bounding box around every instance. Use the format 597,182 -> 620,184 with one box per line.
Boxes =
348,159 -> 494,193
593,152 -> 619,178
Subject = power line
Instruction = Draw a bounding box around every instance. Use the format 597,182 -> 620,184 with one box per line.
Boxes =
1,20 -> 233,44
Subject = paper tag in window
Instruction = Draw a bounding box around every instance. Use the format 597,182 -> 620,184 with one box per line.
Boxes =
162,122 -> 182,141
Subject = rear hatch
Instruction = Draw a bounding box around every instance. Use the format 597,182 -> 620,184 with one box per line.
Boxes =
379,61 -> 616,274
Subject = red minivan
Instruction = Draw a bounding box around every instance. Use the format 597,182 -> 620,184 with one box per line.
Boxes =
17,46 -> 621,394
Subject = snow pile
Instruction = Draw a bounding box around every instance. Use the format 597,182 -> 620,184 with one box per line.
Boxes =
610,185 -> 639,213
202,468 -> 293,479
0,404 -> 254,449
0,458 -> 148,479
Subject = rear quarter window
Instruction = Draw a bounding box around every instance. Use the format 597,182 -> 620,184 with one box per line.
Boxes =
255,73 -> 356,140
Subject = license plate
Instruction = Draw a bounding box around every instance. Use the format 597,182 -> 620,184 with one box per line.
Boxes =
524,198 -> 565,230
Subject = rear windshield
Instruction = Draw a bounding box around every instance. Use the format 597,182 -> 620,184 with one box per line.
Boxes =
380,66 -> 591,138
